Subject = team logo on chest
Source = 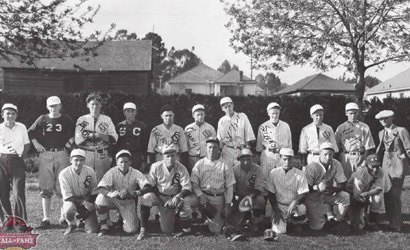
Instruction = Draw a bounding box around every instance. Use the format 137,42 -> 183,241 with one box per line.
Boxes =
248,174 -> 256,188
171,173 -> 181,187
98,122 -> 109,133
84,175 -> 92,189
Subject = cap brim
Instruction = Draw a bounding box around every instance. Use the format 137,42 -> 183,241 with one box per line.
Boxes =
263,236 -> 277,241
230,234 -> 244,242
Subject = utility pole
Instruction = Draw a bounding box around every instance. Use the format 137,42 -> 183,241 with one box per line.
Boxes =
246,53 -> 254,79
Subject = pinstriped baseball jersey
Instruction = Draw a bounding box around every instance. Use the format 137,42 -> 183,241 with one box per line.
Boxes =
147,161 -> 191,195
299,123 -> 338,153
268,167 -> 309,205
148,124 -> 188,154
217,112 -> 256,147
191,158 -> 236,194
97,166 -> 150,193
233,162 -> 264,196
185,122 -> 216,157
346,167 -> 384,194
305,159 -> 347,187
59,165 -> 97,201
335,121 -> 375,152
256,120 -> 292,152
75,114 -> 118,150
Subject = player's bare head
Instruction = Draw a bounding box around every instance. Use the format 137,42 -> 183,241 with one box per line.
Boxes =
279,148 -> 294,170
206,137 -> 220,160
319,142 -> 334,165
267,103 -> 281,123
160,104 -> 175,125
375,110 -> 394,128
220,97 -> 234,116
310,104 -> 324,125
192,104 -> 205,124
238,149 -> 253,170
365,154 -> 381,176
123,102 -> 137,120
162,147 -> 177,167
70,149 -> 86,167
1,104 -> 18,122
345,103 -> 359,122
86,93 -> 102,104
86,93 -> 102,115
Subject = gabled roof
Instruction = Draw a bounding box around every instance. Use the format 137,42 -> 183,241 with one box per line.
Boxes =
0,40 -> 152,71
214,69 -> 256,84
167,63 -> 223,84
275,73 -> 354,95
366,68 -> 410,95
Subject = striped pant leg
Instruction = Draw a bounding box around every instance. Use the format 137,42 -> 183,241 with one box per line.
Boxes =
305,193 -> 327,230
323,191 -> 350,221
271,203 -> 288,234
140,193 -> 175,234
220,147 -> 240,167
39,152 -> 55,198
206,195 -> 225,234
53,151 -> 70,197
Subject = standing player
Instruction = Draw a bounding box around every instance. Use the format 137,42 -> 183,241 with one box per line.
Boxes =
299,104 -> 338,166
184,104 -> 216,173
267,148 -> 309,234
217,97 -> 256,167
28,96 -> 75,229
147,104 -> 188,168
59,149 -> 99,235
335,102 -> 375,180
115,102 -> 149,171
0,103 -> 30,220
75,93 -> 118,182
95,150 -> 153,236
375,110 -> 410,232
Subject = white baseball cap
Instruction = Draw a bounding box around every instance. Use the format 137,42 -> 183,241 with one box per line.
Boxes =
375,110 -> 394,119
1,103 -> 18,112
345,102 -> 359,111
237,148 -> 253,160
162,145 -> 177,154
70,149 -> 86,158
123,102 -> 137,110
192,104 -> 205,113
220,97 -> 233,106
320,142 -> 335,151
266,102 -> 281,111
279,148 -> 294,157
310,104 -> 324,115
46,96 -> 61,106
116,149 -> 132,160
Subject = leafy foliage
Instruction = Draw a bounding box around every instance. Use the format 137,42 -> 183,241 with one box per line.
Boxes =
217,59 -> 240,74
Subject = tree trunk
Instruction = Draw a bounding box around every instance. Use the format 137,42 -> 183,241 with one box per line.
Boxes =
355,65 -> 366,119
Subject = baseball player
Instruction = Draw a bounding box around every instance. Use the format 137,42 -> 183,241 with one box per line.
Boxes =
299,104 -> 338,167
115,102 -> 149,171
185,104 -> 216,173
95,150 -> 153,236
147,104 -> 188,168
191,137 -> 236,234
75,93 -> 118,182
375,110 -> 410,232
217,97 -> 256,167
346,154 -> 388,231
28,96 -> 75,229
59,149 -> 99,235
139,146 -> 196,240
267,148 -> 309,234
228,149 -> 265,228
335,102 -> 375,180
0,103 -> 30,220
304,142 -> 350,231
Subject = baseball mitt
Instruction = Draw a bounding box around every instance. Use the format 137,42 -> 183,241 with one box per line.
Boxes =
76,205 -> 93,220
200,202 -> 217,219
352,194 -> 370,207
118,189 -> 134,200
320,180 -> 334,195
164,197 -> 184,210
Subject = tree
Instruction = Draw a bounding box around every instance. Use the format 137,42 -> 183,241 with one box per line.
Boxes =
218,59 -> 232,73
265,72 -> 281,94
0,0 -> 113,65
113,29 -> 137,41
161,46 -> 202,82
142,32 -> 167,88
232,64 -> 239,71
222,0 -> 410,110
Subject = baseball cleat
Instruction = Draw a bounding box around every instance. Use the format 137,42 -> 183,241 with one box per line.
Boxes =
137,231 -> 146,241
64,225 -> 76,235
36,220 -> 51,229
98,229 -> 109,237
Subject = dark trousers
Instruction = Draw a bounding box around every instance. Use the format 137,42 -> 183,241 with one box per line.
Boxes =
0,156 -> 27,220
384,176 -> 404,230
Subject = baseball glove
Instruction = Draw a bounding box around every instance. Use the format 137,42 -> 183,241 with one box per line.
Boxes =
200,202 -> 217,219
164,197 -> 184,210
320,180 -> 335,195
118,189 -> 134,200
352,194 -> 370,207
76,205 -> 93,220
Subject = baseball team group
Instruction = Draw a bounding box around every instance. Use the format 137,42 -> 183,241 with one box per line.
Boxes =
0,92 -> 408,241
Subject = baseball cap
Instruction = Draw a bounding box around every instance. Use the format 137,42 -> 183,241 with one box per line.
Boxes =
320,142 -> 335,151
162,145 -> 177,154
160,104 -> 174,114
116,149 -> 131,160
310,104 -> 324,115
279,148 -> 294,157
1,103 -> 18,112
366,154 -> 381,166
206,137 -> 219,144
220,97 -> 233,106
237,148 -> 253,160
123,102 -> 136,110
266,102 -> 281,111
47,96 -> 61,106
192,104 -> 205,113
263,229 -> 277,241
375,110 -> 394,119
345,102 -> 359,111
70,149 -> 86,158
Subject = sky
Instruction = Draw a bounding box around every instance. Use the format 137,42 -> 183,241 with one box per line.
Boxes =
82,0 -> 410,84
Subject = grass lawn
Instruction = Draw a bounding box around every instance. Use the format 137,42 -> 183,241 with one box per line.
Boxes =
19,173 -> 410,250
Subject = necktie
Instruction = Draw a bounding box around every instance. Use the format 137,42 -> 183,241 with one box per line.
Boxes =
316,126 -> 320,140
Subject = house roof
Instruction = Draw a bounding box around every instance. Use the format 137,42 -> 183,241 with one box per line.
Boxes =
214,69 -> 256,84
167,63 -> 223,84
366,68 -> 410,95
275,73 -> 354,95
0,40 -> 152,71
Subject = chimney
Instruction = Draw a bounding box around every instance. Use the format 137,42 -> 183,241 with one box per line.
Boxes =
239,71 -> 243,81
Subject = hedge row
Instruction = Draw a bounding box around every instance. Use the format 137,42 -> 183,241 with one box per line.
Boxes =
1,92 -> 408,151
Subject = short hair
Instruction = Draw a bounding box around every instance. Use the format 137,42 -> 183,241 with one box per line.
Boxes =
160,104 -> 175,114
86,93 -> 102,104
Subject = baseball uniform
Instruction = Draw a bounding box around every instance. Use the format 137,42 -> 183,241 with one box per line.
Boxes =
191,157 -> 236,233
185,122 -> 216,172
59,164 -> 98,233
147,124 -> 188,163
268,167 -> 309,234
75,114 -> 118,182
115,119 -> 149,170
217,112 -> 256,167
95,166 -> 150,233
335,121 -> 375,179
299,123 -> 338,165
304,159 -> 350,230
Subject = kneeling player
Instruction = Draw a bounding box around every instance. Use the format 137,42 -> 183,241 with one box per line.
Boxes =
95,150 -> 153,236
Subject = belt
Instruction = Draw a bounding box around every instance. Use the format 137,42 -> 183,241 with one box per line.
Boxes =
78,146 -> 108,153
226,145 -> 245,150
44,147 -> 65,152
308,151 -> 320,155
202,190 -> 224,197
159,192 -> 178,197
189,154 -> 205,158
0,153 -> 20,159
343,151 -> 364,155
263,145 -> 280,153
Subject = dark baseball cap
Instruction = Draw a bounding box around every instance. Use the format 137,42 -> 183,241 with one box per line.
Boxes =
206,137 -> 219,144
366,154 -> 381,166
